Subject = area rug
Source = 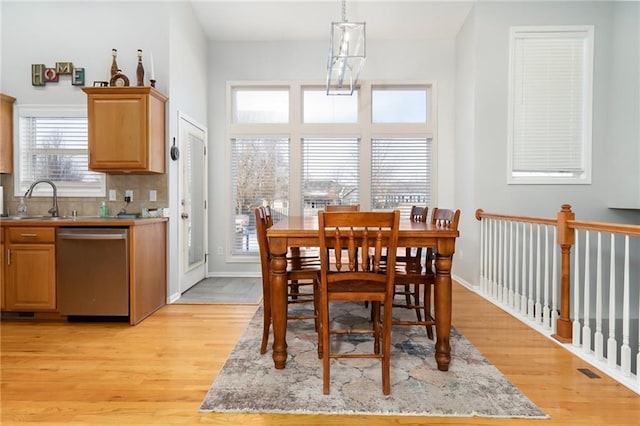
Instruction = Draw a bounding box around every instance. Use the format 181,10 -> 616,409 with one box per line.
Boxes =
200,301 -> 548,418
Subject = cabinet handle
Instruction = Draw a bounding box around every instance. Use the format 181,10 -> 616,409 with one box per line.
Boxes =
20,233 -> 38,237
7,248 -> 10,265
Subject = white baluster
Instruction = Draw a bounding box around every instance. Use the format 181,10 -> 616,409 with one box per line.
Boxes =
637,273 -> 640,387
535,223 -> 542,324
497,220 -> 503,302
528,223 -> 534,320
520,222 -> 528,314
621,235 -> 631,376
493,219 -> 499,299
503,220 -> 509,303
480,215 -> 486,292
572,231 -> 581,347
607,233 -> 617,369
582,230 -> 591,354
594,232 -> 604,361
543,225 -> 551,330
508,221 -> 515,308
551,226 -> 558,335
488,219 -> 496,298
515,221 -> 522,312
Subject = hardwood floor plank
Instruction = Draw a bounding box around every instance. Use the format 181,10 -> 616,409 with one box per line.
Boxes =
1,284 -> 639,425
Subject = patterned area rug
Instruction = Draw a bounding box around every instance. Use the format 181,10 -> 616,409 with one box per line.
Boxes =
200,301 -> 548,418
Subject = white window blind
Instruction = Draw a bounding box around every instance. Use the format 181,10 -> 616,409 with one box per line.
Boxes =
16,106 -> 105,197
508,26 -> 593,184
230,137 -> 289,254
371,138 -> 432,216
301,138 -> 360,215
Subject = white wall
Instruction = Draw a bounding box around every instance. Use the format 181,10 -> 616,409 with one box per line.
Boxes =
166,2 -> 209,302
206,38 -> 457,276
453,9 -> 476,285
0,1 -> 171,100
453,1 -> 640,288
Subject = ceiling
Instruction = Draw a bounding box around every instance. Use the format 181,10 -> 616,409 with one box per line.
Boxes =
189,1 -> 475,41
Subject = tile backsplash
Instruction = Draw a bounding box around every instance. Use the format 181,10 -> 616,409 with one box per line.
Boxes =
0,173 -> 167,217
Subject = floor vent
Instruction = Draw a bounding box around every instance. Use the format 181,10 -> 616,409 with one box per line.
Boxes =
578,368 -> 601,379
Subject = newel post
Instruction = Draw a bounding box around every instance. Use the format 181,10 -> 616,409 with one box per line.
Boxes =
554,204 -> 574,342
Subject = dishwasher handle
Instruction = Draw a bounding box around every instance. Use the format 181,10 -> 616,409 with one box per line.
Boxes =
57,230 -> 127,240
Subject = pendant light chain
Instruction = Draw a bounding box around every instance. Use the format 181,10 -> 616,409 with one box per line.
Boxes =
341,0 -> 347,22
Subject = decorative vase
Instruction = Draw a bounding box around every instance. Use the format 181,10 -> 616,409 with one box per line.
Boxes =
111,49 -> 118,77
136,49 -> 144,86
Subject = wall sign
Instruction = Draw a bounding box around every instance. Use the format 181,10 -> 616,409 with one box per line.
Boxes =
32,62 -> 85,87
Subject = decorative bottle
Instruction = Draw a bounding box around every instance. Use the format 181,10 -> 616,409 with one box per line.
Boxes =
111,49 -> 118,77
99,201 -> 109,218
136,49 -> 145,86
17,197 -> 28,216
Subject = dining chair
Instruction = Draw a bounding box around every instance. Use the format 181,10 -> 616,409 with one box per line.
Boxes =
254,206 -> 321,355
391,205 -> 431,333
318,210 -> 400,395
392,207 -> 461,339
324,204 -> 360,212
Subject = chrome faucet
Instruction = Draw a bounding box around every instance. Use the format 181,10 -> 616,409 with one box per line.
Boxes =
24,179 -> 59,217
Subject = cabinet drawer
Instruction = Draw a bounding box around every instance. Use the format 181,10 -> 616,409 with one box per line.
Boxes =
7,227 -> 55,243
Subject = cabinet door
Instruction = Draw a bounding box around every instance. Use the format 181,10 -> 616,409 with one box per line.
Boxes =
5,244 -> 56,311
1,233 -> 4,310
88,93 -> 148,171
0,94 -> 16,173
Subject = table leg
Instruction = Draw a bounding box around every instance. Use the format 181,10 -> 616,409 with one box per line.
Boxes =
270,237 -> 289,369
434,238 -> 455,371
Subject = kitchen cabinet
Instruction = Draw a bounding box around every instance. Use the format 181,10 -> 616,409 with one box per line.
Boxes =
4,227 -> 56,311
0,218 -> 166,324
1,228 -> 4,309
82,86 -> 168,173
0,93 -> 16,173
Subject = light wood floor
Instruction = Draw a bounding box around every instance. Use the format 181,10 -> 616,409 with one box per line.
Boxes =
2,282 -> 639,425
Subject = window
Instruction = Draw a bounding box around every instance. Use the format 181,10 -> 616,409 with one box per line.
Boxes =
372,87 -> 428,124
507,26 -> 594,184
371,138 -> 432,217
15,105 -> 105,197
228,81 -> 435,259
301,138 -> 360,214
232,88 -> 289,123
230,137 -> 289,254
303,89 -> 358,123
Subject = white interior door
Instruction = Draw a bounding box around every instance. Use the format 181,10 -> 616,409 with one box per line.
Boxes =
178,112 -> 207,293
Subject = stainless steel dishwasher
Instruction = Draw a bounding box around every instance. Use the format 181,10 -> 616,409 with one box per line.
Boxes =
57,228 -> 129,317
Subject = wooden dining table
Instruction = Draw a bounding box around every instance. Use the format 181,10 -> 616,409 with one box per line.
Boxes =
267,215 -> 459,372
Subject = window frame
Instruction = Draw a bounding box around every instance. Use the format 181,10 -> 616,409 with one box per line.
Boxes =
507,25 -> 594,185
14,104 -> 106,198
226,80 -> 437,261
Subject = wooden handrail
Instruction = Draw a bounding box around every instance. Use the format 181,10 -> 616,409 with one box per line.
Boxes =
475,208 -> 556,226
568,219 -> 640,236
476,207 -> 640,236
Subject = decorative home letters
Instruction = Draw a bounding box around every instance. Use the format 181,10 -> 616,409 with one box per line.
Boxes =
31,62 -> 85,87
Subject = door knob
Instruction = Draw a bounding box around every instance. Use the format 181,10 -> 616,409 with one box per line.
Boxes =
181,213 -> 189,219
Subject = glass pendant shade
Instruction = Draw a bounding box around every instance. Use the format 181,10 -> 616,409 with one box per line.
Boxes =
326,21 -> 366,95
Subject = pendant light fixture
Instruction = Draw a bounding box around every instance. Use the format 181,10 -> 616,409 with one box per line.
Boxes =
326,0 -> 366,95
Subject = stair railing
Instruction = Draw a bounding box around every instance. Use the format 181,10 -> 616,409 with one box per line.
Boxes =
476,204 -> 640,394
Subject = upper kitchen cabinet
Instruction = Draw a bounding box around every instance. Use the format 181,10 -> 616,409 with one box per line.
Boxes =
0,94 -> 16,173
82,87 -> 168,173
